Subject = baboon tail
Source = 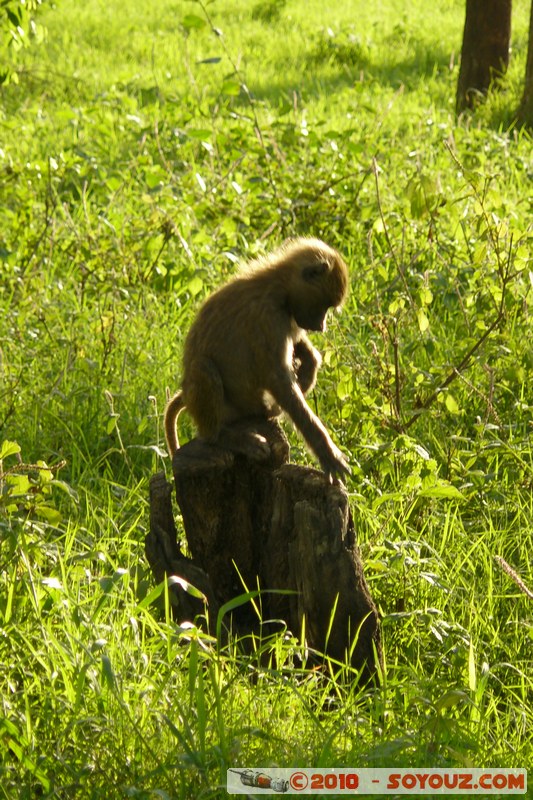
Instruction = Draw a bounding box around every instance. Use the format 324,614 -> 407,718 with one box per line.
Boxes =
164,391 -> 186,457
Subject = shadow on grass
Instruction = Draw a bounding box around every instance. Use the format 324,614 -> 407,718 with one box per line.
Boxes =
246,33 -> 457,104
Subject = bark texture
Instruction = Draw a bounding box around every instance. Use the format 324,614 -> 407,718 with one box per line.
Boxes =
456,0 -> 512,112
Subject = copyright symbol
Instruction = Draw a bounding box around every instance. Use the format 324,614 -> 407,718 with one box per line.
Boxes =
290,772 -> 308,791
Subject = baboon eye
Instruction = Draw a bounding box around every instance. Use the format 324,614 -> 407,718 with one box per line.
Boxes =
302,262 -> 328,281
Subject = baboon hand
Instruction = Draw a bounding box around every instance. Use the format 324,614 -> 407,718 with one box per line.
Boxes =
320,443 -> 351,483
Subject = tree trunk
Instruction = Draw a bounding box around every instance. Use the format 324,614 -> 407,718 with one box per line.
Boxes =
456,0 -> 512,112
146,418 -> 382,682
518,0 -> 533,126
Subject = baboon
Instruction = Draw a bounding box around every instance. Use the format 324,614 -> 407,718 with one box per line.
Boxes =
165,237 -> 350,480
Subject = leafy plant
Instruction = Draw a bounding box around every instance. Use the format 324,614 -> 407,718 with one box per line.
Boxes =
0,440 -> 74,523
0,0 -> 50,84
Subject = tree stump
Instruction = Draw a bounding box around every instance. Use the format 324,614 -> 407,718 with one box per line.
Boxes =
146,418 -> 382,681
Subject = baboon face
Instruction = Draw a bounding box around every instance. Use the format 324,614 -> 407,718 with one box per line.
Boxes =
292,296 -> 331,332
289,254 -> 348,333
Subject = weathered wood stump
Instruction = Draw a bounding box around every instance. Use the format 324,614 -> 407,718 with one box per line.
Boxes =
146,419 -> 382,681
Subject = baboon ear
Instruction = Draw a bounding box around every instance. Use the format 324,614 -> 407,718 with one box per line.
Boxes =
302,261 -> 328,281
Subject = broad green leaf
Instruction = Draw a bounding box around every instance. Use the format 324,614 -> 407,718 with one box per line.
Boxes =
0,440 -> 21,459
106,175 -> 122,191
187,128 -> 213,139
389,297 -> 405,315
187,275 -> 204,296
419,286 -> 433,306
182,14 -> 205,30
434,689 -> 469,711
144,166 -> 167,189
35,505 -> 62,523
6,474 -> 31,495
417,308 -> 429,332
445,393 -> 460,413
36,461 -> 53,483
418,484 -> 464,500
221,80 -> 241,96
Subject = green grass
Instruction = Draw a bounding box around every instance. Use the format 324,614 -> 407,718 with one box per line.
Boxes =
1,0 -> 532,797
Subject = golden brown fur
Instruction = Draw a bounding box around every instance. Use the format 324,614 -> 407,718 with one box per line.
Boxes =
164,237 -> 350,480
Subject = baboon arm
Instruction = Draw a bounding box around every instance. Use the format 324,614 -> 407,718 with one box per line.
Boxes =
268,371 -> 350,481
293,336 -> 321,395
